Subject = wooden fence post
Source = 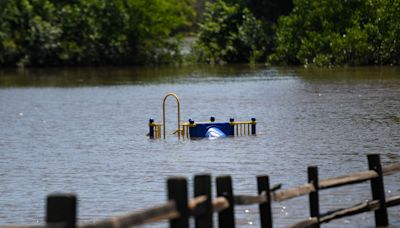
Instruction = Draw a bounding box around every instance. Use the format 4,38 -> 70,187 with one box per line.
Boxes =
368,154 -> 389,226
216,175 -> 235,228
308,166 -> 320,228
257,175 -> 273,228
46,193 -> 77,228
168,177 -> 189,228
195,174 -> 213,228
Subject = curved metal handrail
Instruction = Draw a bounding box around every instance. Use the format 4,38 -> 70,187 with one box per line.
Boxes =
162,93 -> 181,139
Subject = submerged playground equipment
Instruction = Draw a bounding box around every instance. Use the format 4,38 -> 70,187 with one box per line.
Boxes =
148,93 -> 256,139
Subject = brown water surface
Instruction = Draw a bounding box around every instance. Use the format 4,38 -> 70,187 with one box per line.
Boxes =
1,65 -> 399,227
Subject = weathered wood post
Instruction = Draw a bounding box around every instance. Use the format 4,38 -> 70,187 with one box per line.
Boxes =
368,154 -> 389,226
216,175 -> 235,228
308,166 -> 320,228
257,175 -> 273,228
168,177 -> 189,228
194,174 -> 213,228
46,193 -> 77,228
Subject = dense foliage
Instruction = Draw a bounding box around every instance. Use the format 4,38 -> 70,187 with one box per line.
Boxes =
270,0 -> 400,66
2,0 -> 399,67
193,0 -> 268,64
0,0 -> 194,67
195,0 -> 400,66
193,0 -> 291,64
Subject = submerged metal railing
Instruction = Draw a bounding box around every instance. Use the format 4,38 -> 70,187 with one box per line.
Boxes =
229,118 -> 256,136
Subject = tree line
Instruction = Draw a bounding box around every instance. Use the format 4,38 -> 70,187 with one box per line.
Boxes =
194,0 -> 400,66
1,0 -> 399,67
0,0 -> 194,67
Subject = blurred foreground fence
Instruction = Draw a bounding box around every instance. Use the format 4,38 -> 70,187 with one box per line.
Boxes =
2,154 -> 400,228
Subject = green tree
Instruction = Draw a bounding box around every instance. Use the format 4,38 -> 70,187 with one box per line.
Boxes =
0,0 -> 195,67
0,0 -> 62,66
269,0 -> 400,66
193,0 -> 273,64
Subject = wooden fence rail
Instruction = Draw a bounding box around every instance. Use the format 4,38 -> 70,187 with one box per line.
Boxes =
2,154 -> 400,228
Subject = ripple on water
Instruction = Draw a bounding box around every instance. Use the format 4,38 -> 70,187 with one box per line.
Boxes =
1,66 -> 400,226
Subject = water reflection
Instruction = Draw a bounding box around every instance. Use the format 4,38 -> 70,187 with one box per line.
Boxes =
1,65 -> 399,88
0,65 -> 275,87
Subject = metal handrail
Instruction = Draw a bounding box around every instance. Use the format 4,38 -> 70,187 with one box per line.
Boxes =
162,93 -> 181,139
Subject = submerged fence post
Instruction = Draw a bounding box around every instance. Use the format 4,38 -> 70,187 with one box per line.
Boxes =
308,166 -> 320,228
257,175 -> 273,228
168,177 -> 189,228
46,193 -> 77,228
229,118 -> 235,136
251,118 -> 256,135
149,119 -> 155,138
194,174 -> 213,228
217,175 -> 235,228
368,154 -> 389,226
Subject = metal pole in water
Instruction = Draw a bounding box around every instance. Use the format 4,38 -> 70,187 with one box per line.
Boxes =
149,119 -> 154,139
251,118 -> 256,135
163,93 -> 181,139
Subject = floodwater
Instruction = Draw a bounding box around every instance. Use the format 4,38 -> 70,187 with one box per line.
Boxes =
0,65 -> 399,227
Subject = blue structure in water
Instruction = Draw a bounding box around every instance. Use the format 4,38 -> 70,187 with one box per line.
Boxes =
148,93 -> 256,139
149,116 -> 256,139
188,117 -> 256,138
188,119 -> 233,138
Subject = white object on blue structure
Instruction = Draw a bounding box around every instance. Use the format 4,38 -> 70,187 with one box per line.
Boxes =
205,127 -> 227,139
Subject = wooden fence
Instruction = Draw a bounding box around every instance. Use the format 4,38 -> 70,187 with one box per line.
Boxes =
3,154 -> 400,228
